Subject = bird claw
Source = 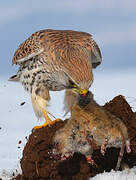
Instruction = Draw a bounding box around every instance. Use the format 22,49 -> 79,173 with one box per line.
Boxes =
32,109 -> 60,130
33,123 -> 49,130
33,118 -> 60,131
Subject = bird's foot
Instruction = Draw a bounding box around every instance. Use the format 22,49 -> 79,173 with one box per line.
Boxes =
51,118 -> 60,124
34,122 -> 51,130
33,110 -> 60,130
42,109 -> 60,125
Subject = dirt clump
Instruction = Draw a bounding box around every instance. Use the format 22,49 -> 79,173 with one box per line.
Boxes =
14,95 -> 136,180
104,95 -> 136,153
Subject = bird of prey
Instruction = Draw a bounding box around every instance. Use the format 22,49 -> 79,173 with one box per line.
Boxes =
9,29 -> 102,129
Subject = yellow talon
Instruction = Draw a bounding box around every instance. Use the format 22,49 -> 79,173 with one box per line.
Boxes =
42,109 -> 52,124
34,110 -> 60,130
34,122 -> 50,130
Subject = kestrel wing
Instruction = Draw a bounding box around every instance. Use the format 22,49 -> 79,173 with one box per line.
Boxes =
12,31 -> 45,65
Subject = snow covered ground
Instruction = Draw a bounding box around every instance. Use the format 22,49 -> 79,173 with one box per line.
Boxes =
0,69 -> 136,179
91,167 -> 136,180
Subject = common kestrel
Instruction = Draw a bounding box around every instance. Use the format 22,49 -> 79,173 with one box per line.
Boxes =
9,29 -> 102,128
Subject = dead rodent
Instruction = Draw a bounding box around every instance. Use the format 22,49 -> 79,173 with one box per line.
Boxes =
53,91 -> 131,170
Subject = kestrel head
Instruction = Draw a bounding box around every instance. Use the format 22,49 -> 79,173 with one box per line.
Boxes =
68,77 -> 93,96
62,49 -> 94,96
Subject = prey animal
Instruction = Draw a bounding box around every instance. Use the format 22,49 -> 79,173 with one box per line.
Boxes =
9,29 -> 101,129
53,91 -> 131,170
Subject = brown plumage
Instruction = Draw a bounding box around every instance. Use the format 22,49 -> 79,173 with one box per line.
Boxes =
9,29 -> 102,127
53,91 -> 131,170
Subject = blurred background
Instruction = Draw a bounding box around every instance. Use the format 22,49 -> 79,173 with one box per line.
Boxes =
0,0 -> 136,173
1,0 -> 136,75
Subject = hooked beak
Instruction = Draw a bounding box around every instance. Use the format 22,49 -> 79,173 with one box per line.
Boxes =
72,88 -> 88,96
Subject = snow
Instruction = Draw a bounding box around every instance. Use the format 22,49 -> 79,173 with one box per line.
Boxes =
0,69 -> 136,179
91,167 -> 136,180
